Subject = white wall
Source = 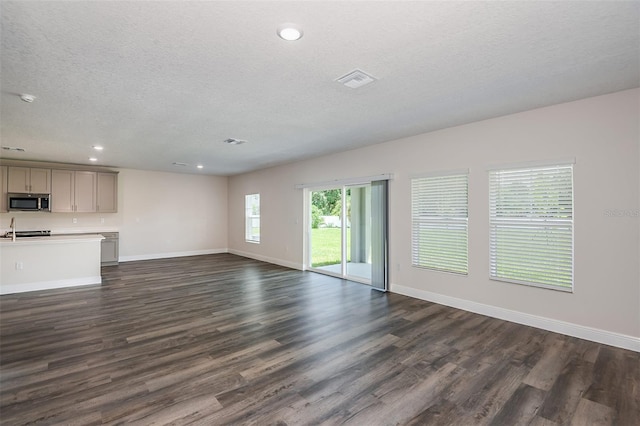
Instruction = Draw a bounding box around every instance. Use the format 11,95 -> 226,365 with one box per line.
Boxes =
117,169 -> 228,260
0,168 -> 229,260
228,89 -> 640,343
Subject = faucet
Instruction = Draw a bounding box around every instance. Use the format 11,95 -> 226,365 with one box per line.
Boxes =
10,217 -> 16,242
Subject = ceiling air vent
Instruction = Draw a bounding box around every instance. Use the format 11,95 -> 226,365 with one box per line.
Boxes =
1,146 -> 25,152
223,138 -> 247,145
336,69 -> 376,89
172,162 -> 188,167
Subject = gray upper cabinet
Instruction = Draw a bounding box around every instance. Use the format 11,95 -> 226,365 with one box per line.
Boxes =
97,172 -> 118,213
51,169 -> 117,213
0,166 -> 7,212
51,169 -> 75,212
51,170 -> 98,213
74,171 -> 97,213
7,167 -> 51,193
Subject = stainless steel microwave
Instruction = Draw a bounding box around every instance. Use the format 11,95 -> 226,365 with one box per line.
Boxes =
8,193 -> 51,212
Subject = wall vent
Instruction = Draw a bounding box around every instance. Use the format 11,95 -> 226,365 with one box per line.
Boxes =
336,69 -> 376,89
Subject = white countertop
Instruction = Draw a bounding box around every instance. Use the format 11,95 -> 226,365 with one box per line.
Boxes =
51,228 -> 119,235
0,228 -> 119,235
0,234 -> 105,246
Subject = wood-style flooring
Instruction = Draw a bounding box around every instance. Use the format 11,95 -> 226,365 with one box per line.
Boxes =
1,254 -> 638,425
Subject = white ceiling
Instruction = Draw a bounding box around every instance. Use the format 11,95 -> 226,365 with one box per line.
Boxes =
1,1 -> 638,176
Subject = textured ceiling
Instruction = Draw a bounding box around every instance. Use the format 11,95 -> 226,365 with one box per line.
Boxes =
1,1 -> 638,175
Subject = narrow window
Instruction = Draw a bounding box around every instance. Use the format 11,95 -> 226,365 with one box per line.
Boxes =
411,173 -> 468,274
489,163 -> 574,291
245,193 -> 260,243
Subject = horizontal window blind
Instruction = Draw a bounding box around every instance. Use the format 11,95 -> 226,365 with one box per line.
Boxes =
411,174 -> 468,274
489,164 -> 573,290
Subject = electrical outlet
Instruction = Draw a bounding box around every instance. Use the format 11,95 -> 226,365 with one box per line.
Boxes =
15,262 -> 23,270
100,218 -> 105,224
72,218 -> 77,224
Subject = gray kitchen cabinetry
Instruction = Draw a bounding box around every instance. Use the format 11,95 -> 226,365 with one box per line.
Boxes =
97,172 -> 118,213
1,166 -> 7,212
50,170 -> 75,212
7,167 -> 51,193
74,171 -> 97,212
51,170 -> 96,212
100,232 -> 119,266
51,169 -> 114,213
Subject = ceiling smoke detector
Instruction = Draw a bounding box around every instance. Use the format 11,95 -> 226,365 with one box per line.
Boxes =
223,138 -> 247,145
336,69 -> 377,89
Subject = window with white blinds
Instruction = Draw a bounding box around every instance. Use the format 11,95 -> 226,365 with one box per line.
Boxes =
489,163 -> 573,291
411,173 -> 468,274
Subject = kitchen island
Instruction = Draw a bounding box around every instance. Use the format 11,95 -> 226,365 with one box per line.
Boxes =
0,234 -> 104,295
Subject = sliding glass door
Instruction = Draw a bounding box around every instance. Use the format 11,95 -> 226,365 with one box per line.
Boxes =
309,188 -> 344,275
308,180 -> 387,290
346,184 -> 372,282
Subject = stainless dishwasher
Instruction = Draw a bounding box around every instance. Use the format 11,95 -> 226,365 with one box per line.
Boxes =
101,232 -> 119,266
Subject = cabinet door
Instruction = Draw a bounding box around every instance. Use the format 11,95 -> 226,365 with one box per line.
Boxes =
7,167 -> 30,192
0,166 -> 7,212
51,170 -> 75,212
101,238 -> 119,265
74,171 -> 97,212
29,168 -> 51,193
97,173 -> 118,213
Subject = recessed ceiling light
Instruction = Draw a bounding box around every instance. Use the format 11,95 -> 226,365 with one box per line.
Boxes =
196,164 -> 204,169
277,23 -> 303,41
20,94 -> 36,103
89,157 -> 98,162
223,138 -> 247,145
93,145 -> 104,151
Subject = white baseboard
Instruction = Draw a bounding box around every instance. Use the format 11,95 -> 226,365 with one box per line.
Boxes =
228,249 -> 303,271
390,283 -> 640,353
119,248 -> 228,263
1,276 -> 102,295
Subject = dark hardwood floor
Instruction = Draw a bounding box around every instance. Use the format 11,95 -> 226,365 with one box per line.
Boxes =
1,254 -> 638,425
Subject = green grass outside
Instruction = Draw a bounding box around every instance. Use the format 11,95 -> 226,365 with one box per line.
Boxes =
310,228 -> 350,267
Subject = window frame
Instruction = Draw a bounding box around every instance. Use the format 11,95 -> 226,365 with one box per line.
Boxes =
245,193 -> 260,243
411,171 -> 469,275
488,162 -> 574,292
